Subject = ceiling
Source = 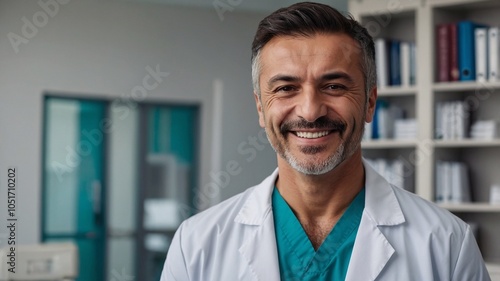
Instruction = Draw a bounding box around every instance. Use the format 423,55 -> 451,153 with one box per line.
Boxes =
117,0 -> 348,14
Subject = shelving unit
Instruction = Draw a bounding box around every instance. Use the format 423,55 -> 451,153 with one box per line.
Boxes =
351,0 -> 500,274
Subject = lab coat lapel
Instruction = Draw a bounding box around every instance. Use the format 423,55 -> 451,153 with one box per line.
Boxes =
345,160 -> 406,281
235,169 -> 281,281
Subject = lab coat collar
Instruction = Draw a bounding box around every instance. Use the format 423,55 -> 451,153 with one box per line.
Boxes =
362,158 -> 406,226
234,158 -> 405,227
234,168 -> 278,225
234,158 -> 406,281
344,159 -> 405,281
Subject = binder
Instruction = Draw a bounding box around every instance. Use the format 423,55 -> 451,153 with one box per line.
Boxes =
489,27 -> 500,81
475,27 -> 488,82
401,42 -> 411,86
451,162 -> 461,202
375,38 -> 389,88
410,43 -> 417,85
458,21 -> 486,81
390,40 -> 401,86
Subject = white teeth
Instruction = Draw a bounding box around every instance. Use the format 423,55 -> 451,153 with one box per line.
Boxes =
295,131 -> 330,139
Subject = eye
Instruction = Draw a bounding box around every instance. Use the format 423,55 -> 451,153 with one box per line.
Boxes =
274,85 -> 297,93
323,84 -> 347,94
324,84 -> 346,91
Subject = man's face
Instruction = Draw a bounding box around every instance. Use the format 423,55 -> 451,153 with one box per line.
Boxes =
254,33 -> 376,175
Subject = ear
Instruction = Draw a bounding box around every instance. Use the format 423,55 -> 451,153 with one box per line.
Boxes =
254,92 -> 265,128
364,86 -> 377,123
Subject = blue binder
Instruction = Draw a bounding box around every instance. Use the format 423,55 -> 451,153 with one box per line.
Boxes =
458,21 -> 486,81
390,40 -> 401,85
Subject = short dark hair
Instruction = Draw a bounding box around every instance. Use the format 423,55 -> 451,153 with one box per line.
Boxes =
251,2 -> 376,97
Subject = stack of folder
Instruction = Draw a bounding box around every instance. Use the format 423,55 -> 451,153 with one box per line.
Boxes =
375,38 -> 417,88
366,158 -> 414,192
435,161 -> 471,204
436,21 -> 499,82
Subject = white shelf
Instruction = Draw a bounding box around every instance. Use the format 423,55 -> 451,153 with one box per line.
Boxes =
434,139 -> 500,147
351,0 -> 420,17
433,81 -> 500,92
350,0 -> 500,264
438,203 -> 500,212
429,0 -> 500,9
378,86 -> 418,97
362,140 -> 417,149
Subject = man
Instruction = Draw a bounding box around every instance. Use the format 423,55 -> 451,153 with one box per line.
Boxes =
161,2 -> 490,280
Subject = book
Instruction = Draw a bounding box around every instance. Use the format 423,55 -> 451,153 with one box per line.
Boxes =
450,24 -> 460,81
437,101 -> 470,140
475,27 -> 489,82
489,27 -> 500,82
437,24 -> 451,82
435,102 -> 443,139
435,161 -> 444,202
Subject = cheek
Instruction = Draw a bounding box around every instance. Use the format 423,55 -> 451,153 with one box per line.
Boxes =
264,101 -> 292,126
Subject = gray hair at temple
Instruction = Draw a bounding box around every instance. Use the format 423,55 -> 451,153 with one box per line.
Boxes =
251,2 -> 376,100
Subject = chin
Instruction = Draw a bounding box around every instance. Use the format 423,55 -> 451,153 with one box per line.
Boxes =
285,145 -> 346,175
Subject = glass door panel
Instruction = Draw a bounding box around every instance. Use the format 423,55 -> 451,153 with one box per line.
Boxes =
42,97 -> 107,281
138,104 -> 199,281
106,102 -> 139,279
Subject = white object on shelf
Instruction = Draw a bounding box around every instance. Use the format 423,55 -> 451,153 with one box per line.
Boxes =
0,243 -> 78,280
145,234 -> 172,253
470,120 -> 498,140
487,263 -> 500,281
144,199 -> 183,230
394,119 -> 417,140
491,185 -> 500,204
435,161 -> 471,204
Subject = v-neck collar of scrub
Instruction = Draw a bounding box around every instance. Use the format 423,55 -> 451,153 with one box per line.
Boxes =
272,186 -> 365,278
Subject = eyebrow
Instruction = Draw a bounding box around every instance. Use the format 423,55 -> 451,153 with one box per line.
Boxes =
320,72 -> 355,84
267,74 -> 301,88
266,71 -> 356,89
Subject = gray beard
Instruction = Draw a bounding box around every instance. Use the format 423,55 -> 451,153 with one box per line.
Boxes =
266,130 -> 347,175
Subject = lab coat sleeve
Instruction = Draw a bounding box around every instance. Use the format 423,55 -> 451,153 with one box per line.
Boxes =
160,223 -> 190,281
452,225 -> 491,281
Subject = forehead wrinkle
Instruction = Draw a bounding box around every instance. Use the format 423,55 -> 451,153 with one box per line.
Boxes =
260,34 -> 364,88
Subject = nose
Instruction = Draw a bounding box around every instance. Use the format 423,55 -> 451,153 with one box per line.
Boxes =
296,89 -> 328,122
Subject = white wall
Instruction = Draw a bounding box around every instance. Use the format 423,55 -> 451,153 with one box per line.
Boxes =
0,0 -> 277,245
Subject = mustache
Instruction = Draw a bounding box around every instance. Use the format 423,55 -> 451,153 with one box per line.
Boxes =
280,117 -> 347,134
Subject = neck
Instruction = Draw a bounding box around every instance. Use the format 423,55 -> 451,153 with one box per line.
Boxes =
276,149 -> 365,224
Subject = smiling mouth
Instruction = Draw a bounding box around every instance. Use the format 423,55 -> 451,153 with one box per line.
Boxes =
293,130 -> 333,139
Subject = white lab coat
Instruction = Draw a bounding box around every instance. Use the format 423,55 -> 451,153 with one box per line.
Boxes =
161,159 -> 490,281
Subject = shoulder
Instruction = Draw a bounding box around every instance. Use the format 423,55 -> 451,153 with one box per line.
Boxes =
389,184 -> 469,239
181,185 -> 255,232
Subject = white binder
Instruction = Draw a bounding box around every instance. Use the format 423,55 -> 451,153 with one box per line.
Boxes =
488,27 -> 500,81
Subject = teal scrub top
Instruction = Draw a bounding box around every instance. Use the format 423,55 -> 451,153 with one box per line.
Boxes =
272,187 -> 365,281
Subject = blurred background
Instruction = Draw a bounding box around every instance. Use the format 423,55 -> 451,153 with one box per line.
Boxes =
0,0 -> 346,280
